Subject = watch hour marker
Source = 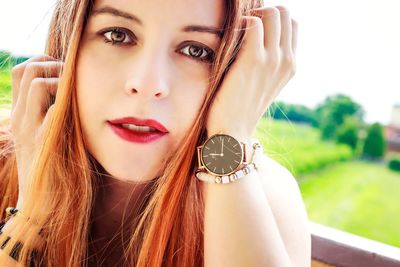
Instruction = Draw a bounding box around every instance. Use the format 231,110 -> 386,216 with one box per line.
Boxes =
213,167 -> 216,172
234,160 -> 240,164
229,165 -> 233,170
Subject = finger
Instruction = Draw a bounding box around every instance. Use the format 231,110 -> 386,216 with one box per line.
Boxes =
25,77 -> 59,127
13,61 -> 64,122
250,7 -> 281,51
236,16 -> 265,66
37,100 -> 56,139
11,55 -> 58,113
292,19 -> 298,56
275,6 -> 292,51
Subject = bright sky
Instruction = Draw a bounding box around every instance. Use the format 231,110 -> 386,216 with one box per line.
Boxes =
1,0 -> 399,125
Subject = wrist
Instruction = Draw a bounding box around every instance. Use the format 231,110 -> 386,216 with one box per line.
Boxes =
0,216 -> 45,260
196,131 -> 263,184
16,198 -> 25,210
206,129 -> 254,162
1,209 -> 45,247
206,128 -> 251,141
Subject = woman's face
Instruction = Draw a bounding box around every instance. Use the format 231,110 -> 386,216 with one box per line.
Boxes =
76,0 -> 224,182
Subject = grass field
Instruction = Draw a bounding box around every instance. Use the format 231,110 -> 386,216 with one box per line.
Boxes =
299,160 -> 400,247
0,68 -> 12,119
0,68 -> 12,120
255,119 -> 354,176
254,119 -> 400,247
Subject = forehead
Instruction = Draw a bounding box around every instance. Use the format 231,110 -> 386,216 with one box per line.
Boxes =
93,0 -> 225,27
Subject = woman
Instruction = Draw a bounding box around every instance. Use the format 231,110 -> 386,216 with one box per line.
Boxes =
0,0 -> 310,266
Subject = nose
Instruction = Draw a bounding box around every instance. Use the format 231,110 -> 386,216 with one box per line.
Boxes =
123,47 -> 171,101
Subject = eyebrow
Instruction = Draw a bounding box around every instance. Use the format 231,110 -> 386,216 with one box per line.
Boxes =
91,6 -> 223,39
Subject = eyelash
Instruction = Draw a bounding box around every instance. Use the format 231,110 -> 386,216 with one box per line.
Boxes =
97,27 -> 216,64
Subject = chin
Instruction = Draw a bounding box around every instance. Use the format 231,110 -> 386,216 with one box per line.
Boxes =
105,165 -> 158,183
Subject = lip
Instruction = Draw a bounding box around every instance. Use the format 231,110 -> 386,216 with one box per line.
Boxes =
107,122 -> 168,144
107,116 -> 169,133
107,116 -> 168,144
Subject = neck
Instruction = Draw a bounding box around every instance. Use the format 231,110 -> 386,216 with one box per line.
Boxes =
91,174 -> 155,236
88,160 -> 157,264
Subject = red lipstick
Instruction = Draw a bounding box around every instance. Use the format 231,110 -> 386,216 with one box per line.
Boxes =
107,116 -> 168,144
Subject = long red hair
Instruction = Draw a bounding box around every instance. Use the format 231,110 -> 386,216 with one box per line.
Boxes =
0,0 -> 263,265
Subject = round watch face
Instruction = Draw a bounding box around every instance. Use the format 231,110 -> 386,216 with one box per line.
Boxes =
201,134 -> 243,175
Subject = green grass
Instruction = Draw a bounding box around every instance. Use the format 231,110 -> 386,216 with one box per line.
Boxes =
0,67 -> 12,108
299,160 -> 400,247
255,119 -> 354,176
254,119 -> 400,247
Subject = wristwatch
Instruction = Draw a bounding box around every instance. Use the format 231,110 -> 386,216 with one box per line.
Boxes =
195,133 -> 262,184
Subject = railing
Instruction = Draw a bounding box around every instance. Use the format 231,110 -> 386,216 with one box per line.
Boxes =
310,222 -> 400,267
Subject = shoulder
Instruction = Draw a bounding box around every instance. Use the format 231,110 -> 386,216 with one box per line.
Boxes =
256,153 -> 312,266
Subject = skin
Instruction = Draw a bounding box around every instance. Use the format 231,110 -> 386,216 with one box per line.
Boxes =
6,0 -> 310,265
76,0 -> 224,184
76,0 -> 224,264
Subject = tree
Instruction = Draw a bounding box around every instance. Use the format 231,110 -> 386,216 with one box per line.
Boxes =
315,94 -> 365,140
335,116 -> 361,151
362,122 -> 387,159
268,101 -> 318,126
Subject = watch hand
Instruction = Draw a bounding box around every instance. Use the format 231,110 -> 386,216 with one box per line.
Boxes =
221,139 -> 224,155
223,145 -> 242,158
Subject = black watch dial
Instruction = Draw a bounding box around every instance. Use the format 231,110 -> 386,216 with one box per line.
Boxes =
201,134 -> 243,175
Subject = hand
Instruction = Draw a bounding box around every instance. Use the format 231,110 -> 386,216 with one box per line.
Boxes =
206,6 -> 297,143
10,54 -> 64,206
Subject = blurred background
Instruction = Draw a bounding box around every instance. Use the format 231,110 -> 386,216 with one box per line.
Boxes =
0,0 -> 399,250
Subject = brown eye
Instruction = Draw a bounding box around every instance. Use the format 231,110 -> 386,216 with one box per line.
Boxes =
189,46 -> 203,57
110,31 -> 125,42
100,27 -> 135,45
180,44 -> 215,63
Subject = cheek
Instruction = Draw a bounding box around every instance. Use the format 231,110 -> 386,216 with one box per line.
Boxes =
76,54 -> 96,119
75,47 -> 119,115
75,55 -> 96,152
174,79 -> 209,136
76,49 -> 112,92
75,49 -> 114,140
